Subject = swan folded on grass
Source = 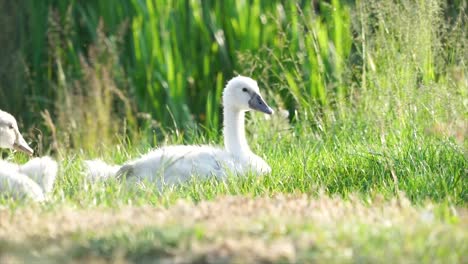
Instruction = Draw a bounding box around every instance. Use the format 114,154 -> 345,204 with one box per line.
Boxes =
0,110 -> 58,202
85,75 -> 274,188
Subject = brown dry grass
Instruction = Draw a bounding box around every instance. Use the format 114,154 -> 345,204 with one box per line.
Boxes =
0,194 -> 466,263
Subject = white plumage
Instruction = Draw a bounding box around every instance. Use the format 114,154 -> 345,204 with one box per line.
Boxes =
0,110 -> 58,202
85,75 -> 273,188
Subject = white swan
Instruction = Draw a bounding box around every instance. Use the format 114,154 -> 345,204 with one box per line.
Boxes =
0,110 -> 58,202
85,75 -> 273,187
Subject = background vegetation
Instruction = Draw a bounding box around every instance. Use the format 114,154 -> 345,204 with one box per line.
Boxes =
1,0 -> 354,150
0,0 -> 465,150
0,0 -> 466,262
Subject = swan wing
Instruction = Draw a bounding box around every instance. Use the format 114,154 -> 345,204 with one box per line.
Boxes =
0,168 -> 45,201
83,159 -> 121,181
18,156 -> 58,194
129,145 -> 233,185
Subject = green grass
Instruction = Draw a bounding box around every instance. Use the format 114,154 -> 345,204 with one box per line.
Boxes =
0,0 -> 467,262
0,194 -> 466,263
1,0 -> 353,149
0,108 -> 466,262
10,108 -> 459,207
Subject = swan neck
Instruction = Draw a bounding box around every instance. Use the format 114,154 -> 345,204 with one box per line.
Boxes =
223,108 -> 251,156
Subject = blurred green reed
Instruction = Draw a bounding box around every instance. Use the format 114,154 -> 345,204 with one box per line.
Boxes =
0,0 -> 464,152
0,0 -> 352,149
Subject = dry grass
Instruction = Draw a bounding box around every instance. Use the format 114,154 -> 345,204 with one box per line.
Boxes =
0,194 -> 466,263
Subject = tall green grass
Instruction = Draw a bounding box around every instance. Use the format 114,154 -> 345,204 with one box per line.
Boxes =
0,2 -> 466,261
0,0 -> 465,201
0,0 -> 354,149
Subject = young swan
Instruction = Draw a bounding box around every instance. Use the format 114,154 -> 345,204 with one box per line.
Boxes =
85,76 -> 273,187
0,110 -> 58,201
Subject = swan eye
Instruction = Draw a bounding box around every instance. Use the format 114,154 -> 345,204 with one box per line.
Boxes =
8,124 -> 13,129
242,87 -> 248,92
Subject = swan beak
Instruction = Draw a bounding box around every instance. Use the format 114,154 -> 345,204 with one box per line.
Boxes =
249,93 -> 274,114
13,134 -> 34,156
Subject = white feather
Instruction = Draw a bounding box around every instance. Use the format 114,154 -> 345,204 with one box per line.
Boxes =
0,110 -> 58,201
0,164 -> 45,202
83,159 -> 121,181
19,156 -> 58,194
84,75 -> 273,188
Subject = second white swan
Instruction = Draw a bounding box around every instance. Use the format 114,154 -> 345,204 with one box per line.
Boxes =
0,110 -> 58,201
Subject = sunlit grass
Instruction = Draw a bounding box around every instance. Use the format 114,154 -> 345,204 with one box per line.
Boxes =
0,0 -> 466,262
2,0 -> 352,143
0,193 -> 466,263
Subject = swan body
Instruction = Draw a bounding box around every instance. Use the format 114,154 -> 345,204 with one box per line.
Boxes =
0,110 -> 58,201
0,160 -> 46,201
85,76 -> 273,187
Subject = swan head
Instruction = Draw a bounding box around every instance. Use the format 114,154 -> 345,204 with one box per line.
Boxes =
223,76 -> 273,114
0,110 -> 34,155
